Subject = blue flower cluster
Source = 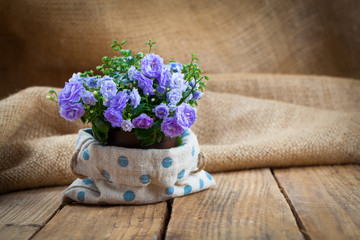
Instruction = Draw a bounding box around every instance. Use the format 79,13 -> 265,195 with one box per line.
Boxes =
53,41 -> 207,144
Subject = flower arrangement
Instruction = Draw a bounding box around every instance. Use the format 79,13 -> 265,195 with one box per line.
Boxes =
48,40 -> 208,146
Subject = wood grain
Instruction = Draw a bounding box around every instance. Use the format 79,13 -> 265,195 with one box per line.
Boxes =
33,202 -> 168,239
274,164 -> 360,240
165,169 -> 303,239
0,186 -> 65,240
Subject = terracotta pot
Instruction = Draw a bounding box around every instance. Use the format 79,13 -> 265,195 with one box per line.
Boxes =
107,129 -> 177,149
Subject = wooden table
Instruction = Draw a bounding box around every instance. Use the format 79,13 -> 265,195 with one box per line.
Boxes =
1,164 -> 359,239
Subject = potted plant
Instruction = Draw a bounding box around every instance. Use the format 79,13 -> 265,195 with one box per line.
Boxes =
48,40 -> 215,204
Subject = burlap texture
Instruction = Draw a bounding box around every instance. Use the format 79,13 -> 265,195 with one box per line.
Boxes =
62,129 -> 215,205
1,0 -> 360,98
1,73 -> 359,193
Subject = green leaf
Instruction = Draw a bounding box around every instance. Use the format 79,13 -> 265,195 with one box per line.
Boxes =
153,119 -> 162,129
177,136 -> 182,146
135,52 -> 145,59
80,116 -> 86,124
128,57 -> 136,65
134,127 -> 158,147
102,56 -> 110,63
134,128 -> 154,139
120,49 -> 132,57
157,132 -> 164,143
140,136 -> 156,147
131,103 -> 146,116
91,117 -> 110,144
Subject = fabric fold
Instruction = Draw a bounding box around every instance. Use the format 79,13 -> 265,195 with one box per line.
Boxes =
1,73 -> 359,193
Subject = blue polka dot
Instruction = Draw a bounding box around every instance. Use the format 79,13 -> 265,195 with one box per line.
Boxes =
184,185 -> 192,195
77,191 -> 85,202
191,146 -> 195,156
205,171 -> 213,180
123,190 -> 135,201
199,178 -> 204,189
101,170 -> 110,180
76,137 -> 80,145
140,174 -> 151,184
177,169 -> 185,179
118,156 -> 129,167
162,157 -> 173,168
82,178 -> 94,185
165,186 -> 174,195
83,149 -> 89,160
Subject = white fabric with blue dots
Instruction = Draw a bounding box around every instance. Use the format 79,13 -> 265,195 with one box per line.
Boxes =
62,129 -> 216,205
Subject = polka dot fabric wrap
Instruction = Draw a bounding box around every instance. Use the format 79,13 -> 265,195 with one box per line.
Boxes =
62,129 -> 216,205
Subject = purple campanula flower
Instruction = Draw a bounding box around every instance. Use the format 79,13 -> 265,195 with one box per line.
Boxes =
97,75 -> 112,87
58,82 -> 85,107
69,72 -> 85,84
189,78 -> 198,89
153,103 -> 169,119
161,117 -> 185,138
175,103 -> 197,129
100,79 -> 117,100
121,120 -> 134,132
85,76 -> 100,88
192,91 -> 203,100
168,62 -> 182,73
134,71 -> 154,96
156,67 -> 171,94
104,108 -> 123,127
166,89 -> 182,105
59,103 -> 85,121
132,113 -> 153,129
169,72 -> 186,91
168,103 -> 177,112
101,76 -> 113,82
141,53 -> 164,78
185,93 -> 193,103
109,91 -> 129,112
129,88 -> 141,108
156,85 -> 166,95
81,91 -> 97,106
128,66 -> 136,81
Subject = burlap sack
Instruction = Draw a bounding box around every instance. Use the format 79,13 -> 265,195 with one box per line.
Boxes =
62,129 -> 215,204
0,73 -> 359,193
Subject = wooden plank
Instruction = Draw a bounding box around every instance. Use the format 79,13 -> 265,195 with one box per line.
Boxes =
33,202 -> 168,239
274,164 -> 360,240
0,186 -> 65,240
0,225 -> 38,240
165,169 -> 303,239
